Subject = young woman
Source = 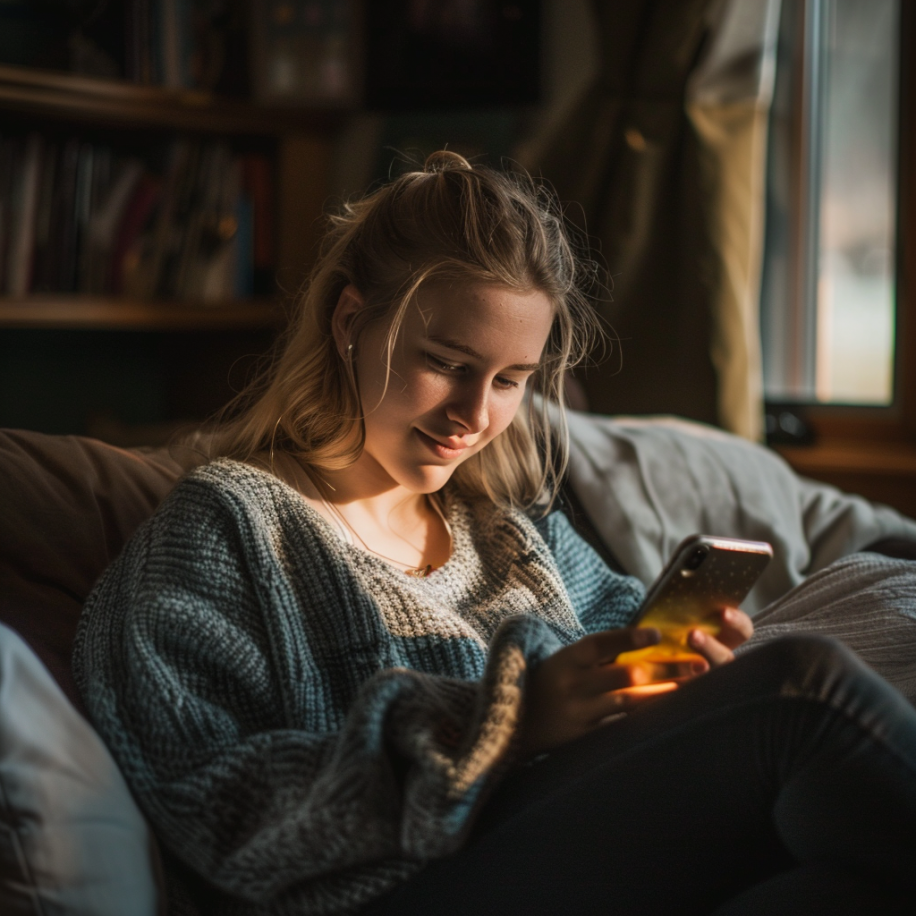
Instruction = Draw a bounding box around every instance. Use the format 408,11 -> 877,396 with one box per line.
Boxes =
74,152 -> 916,915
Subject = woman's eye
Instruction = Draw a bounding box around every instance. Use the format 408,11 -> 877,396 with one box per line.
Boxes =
494,376 -> 521,391
426,353 -> 464,373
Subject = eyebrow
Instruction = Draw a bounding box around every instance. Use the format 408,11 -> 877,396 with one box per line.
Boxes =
426,335 -> 542,371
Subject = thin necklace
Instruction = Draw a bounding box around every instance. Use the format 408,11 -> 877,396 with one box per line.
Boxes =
302,466 -> 450,578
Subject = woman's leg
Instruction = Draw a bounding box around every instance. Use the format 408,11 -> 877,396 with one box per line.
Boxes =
364,635 -> 916,916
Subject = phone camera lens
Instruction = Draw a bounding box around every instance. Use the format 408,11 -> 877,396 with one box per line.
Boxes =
685,546 -> 709,570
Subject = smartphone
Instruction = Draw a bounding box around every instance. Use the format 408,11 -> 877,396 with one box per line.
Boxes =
616,534 -> 773,665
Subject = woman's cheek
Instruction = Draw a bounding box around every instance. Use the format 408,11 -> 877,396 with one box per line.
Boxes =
491,394 -> 524,436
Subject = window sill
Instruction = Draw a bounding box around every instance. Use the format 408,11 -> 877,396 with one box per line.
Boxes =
773,441 -> 916,519
774,441 -> 916,476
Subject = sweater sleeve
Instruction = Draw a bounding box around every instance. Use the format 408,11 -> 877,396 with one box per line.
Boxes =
534,510 -> 646,632
73,474 -> 563,912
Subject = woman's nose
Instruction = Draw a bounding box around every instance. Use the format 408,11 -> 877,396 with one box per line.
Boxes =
446,381 -> 489,433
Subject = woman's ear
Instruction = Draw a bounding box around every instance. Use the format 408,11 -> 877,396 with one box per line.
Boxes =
331,284 -> 365,357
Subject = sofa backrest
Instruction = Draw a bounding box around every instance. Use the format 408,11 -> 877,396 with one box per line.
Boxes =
0,429 -> 201,711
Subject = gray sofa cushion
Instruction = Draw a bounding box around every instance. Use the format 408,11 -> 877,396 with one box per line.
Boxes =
564,412 -> 916,613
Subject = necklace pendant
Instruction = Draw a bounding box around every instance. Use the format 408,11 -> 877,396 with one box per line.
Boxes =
405,564 -> 434,578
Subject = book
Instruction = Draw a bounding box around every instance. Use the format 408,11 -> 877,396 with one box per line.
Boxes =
6,133 -> 44,296
241,153 -> 275,292
234,188 -> 254,298
83,157 -> 145,294
124,139 -> 193,298
198,152 -> 243,302
64,142 -> 96,293
0,137 -> 15,292
31,138 -> 60,293
111,173 -> 163,294
174,142 -> 245,302
160,0 -> 184,89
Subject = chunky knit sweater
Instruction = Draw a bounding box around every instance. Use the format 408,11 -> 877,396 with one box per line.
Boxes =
73,459 -> 645,915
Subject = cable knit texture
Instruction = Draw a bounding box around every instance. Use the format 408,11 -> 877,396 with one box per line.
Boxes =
73,459 -> 645,915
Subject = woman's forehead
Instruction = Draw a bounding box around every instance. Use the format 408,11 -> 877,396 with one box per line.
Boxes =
404,283 -> 554,357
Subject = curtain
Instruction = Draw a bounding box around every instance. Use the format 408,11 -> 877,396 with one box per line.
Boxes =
527,0 -> 779,440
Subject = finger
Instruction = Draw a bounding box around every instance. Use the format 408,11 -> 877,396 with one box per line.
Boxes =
571,627 -> 661,667
708,608 -> 754,649
592,681 -> 681,723
710,608 -> 754,649
643,658 -> 708,681
582,657 -> 705,698
688,628 -> 734,667
583,661 -> 652,696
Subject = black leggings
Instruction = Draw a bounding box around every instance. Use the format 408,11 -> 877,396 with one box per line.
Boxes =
364,635 -> 916,915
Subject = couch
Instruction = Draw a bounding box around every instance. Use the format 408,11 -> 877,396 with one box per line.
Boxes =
3,415 -> 916,915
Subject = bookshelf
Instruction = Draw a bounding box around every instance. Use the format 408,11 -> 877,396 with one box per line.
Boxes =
0,56 -> 342,439
0,63 -> 340,136
0,295 -> 288,330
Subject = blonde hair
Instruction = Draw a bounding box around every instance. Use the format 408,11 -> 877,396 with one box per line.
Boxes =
207,151 -> 605,511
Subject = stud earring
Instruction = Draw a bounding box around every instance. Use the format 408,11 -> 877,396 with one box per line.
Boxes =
347,344 -> 354,358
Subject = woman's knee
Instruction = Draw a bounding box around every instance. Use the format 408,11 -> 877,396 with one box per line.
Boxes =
743,633 -> 888,706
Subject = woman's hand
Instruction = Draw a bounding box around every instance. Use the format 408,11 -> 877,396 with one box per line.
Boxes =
687,608 -> 754,669
519,628 -> 703,758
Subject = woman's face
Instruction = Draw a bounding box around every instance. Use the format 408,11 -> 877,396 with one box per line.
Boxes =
339,282 -> 555,495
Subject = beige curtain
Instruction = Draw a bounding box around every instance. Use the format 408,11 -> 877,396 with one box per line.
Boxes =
526,0 -> 779,440
686,0 -> 779,440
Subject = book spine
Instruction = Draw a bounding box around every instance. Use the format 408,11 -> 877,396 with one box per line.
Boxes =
161,0 -> 183,89
173,141 -> 214,298
136,0 -> 152,84
7,133 -> 44,296
79,144 -> 112,293
85,156 -> 145,295
31,137 -> 59,293
124,0 -> 139,82
209,148 -> 242,302
110,173 -> 162,294
131,139 -> 192,298
177,0 -> 192,89
70,142 -> 95,293
242,153 -> 275,292
235,188 -> 254,300
0,136 -> 14,292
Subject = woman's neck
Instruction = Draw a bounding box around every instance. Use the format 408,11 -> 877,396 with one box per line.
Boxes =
267,451 -> 452,573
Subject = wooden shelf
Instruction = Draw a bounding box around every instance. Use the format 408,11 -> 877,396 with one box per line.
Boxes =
0,63 -> 344,136
0,296 -> 288,331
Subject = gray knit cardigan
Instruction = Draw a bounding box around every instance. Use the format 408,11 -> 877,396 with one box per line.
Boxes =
73,459 -> 645,915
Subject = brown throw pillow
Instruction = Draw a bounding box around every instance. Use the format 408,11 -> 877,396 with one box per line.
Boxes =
0,429 -> 200,712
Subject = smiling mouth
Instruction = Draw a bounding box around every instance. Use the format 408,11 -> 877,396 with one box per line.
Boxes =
416,430 -> 470,459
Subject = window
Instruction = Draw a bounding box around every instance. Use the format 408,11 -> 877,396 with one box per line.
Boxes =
758,0 -> 916,518
761,0 -> 900,408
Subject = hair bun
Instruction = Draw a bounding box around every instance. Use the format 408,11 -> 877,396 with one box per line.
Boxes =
424,150 -> 473,173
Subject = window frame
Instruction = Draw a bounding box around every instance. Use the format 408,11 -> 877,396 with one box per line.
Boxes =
767,0 -> 915,442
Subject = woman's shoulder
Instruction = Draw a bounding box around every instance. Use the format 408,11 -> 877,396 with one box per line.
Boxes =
148,456 -> 326,546
169,456 -> 298,506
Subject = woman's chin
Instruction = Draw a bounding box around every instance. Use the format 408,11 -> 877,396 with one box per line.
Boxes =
397,463 -> 459,494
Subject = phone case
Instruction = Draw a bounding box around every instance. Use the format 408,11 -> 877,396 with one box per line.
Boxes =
617,534 -> 773,664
